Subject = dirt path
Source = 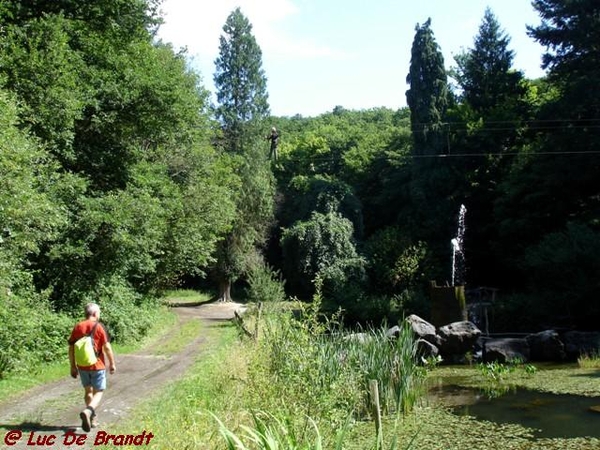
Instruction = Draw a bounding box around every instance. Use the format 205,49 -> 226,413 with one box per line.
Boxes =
0,302 -> 246,449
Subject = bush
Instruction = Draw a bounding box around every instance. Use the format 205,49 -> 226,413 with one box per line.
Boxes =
0,293 -> 72,378
245,263 -> 286,303
78,276 -> 161,345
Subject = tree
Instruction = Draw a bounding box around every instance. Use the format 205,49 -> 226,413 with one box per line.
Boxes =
403,19 -> 458,282
281,211 -> 365,300
452,8 -> 527,116
447,8 -> 531,287
508,0 -> 600,247
528,0 -> 600,91
0,1 -> 238,310
526,0 -> 600,153
406,18 -> 449,156
214,7 -> 270,154
212,8 -> 274,301
485,0 -> 600,316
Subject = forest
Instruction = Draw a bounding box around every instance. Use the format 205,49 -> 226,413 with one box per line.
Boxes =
0,0 -> 599,377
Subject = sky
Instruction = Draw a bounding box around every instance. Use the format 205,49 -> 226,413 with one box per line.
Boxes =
156,0 -> 548,117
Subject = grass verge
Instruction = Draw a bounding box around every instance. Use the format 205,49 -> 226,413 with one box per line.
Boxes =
111,321 -> 241,449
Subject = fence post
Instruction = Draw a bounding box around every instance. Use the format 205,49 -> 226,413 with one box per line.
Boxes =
369,379 -> 383,448
254,302 -> 263,341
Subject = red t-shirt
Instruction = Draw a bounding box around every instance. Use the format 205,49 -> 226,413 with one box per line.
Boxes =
68,319 -> 110,371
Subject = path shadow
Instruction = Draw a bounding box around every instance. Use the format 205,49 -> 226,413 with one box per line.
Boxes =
0,421 -> 77,433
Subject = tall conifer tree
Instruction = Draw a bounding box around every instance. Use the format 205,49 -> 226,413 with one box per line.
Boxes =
214,7 -> 270,153
448,9 -> 529,286
453,8 -> 526,116
406,18 -> 448,156
403,19 -> 455,284
212,8 -> 274,302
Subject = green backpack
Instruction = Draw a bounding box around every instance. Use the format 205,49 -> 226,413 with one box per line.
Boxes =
74,322 -> 99,366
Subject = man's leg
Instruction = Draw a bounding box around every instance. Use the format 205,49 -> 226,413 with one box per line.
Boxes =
83,386 -> 104,429
79,370 -> 106,432
84,385 -> 104,410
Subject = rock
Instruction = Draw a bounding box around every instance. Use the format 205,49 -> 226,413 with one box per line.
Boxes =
483,338 -> 530,363
438,321 -> 481,356
563,331 -> 600,358
405,314 -> 441,346
416,338 -> 439,359
343,332 -> 370,344
526,330 -> 566,361
386,325 -> 402,339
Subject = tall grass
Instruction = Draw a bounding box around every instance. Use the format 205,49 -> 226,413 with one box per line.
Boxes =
212,411 -> 345,450
235,282 -> 427,447
578,350 -> 600,368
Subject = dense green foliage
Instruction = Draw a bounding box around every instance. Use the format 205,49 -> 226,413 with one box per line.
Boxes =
0,1 -> 236,376
265,8 -> 599,331
1,2 -> 599,376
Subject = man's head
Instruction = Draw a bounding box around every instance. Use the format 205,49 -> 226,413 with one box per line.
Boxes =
85,302 -> 101,319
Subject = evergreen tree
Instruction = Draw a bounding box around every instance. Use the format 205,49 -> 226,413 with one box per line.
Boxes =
452,7 -> 527,116
448,8 -> 531,287
214,7 -> 270,154
402,19 -> 456,285
490,0 -> 600,312
212,8 -> 274,301
406,18 -> 449,156
528,0 -> 600,120
517,0 -> 600,233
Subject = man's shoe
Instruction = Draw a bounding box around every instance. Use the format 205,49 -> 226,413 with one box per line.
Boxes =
91,415 -> 99,428
80,408 -> 92,432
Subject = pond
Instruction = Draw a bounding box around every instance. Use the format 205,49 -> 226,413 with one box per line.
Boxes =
428,382 -> 600,439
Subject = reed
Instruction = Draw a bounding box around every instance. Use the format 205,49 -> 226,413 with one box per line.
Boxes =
578,350 -> 600,369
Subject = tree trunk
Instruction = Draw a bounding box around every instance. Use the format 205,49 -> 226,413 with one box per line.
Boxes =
217,278 -> 232,302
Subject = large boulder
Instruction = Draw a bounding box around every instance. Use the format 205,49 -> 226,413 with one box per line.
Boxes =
416,338 -> 439,360
405,314 -> 441,346
483,338 -> 530,363
438,321 -> 481,356
563,331 -> 600,358
526,330 -> 566,361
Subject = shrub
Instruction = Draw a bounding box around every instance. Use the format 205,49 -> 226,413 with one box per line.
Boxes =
80,276 -> 161,345
0,293 -> 72,378
245,263 -> 286,303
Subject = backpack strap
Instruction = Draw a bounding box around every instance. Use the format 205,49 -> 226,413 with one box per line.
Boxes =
89,321 -> 100,355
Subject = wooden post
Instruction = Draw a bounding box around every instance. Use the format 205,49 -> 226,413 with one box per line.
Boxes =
369,379 -> 383,447
254,302 -> 263,341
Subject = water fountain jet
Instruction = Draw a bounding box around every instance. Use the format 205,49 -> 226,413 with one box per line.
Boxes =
430,204 -> 468,327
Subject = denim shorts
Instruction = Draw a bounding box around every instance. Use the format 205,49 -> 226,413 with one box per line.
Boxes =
78,369 -> 106,391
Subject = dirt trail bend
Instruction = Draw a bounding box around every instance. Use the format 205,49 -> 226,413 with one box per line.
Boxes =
0,302 -> 246,450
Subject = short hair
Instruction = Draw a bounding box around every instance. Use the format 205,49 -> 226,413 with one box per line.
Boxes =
85,302 -> 100,318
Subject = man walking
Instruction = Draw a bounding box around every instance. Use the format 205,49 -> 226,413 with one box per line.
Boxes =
68,302 -> 116,432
